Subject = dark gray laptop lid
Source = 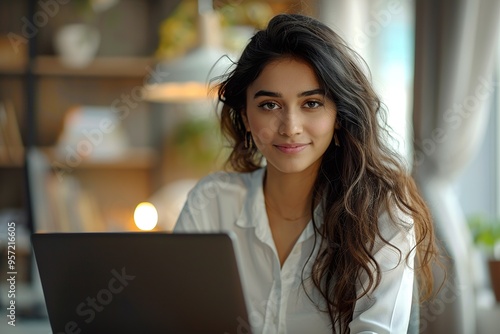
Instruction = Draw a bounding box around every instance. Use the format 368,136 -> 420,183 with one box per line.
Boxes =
32,232 -> 252,334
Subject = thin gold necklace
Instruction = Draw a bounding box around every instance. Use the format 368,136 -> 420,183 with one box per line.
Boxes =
265,197 -> 311,222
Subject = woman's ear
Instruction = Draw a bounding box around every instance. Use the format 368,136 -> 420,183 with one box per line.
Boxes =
334,108 -> 341,130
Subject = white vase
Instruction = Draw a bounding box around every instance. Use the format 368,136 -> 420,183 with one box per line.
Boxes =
54,23 -> 100,68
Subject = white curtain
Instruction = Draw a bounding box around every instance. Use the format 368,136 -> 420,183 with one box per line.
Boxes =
412,0 -> 500,333
319,0 -> 500,332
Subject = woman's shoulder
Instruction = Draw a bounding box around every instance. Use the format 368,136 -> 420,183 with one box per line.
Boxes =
186,168 -> 264,203
179,169 -> 264,226
374,204 -> 415,253
378,204 -> 414,231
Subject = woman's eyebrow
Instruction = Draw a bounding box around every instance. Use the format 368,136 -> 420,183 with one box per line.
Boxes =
299,89 -> 325,97
253,88 -> 325,99
253,90 -> 281,99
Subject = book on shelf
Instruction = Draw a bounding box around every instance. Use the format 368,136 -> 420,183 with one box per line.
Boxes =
44,172 -> 106,232
27,147 -> 105,232
55,105 -> 129,162
0,100 -> 24,165
0,114 -> 8,162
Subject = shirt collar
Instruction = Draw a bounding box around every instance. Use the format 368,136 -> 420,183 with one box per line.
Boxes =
236,167 -> 267,229
235,168 -> 325,243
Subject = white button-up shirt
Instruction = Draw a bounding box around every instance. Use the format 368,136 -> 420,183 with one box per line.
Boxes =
174,168 -> 415,334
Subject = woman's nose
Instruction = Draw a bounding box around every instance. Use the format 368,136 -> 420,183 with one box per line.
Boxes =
278,110 -> 302,137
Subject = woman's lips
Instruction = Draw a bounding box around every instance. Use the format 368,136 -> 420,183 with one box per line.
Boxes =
274,143 -> 309,154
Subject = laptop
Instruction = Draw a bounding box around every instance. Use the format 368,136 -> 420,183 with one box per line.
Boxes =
32,232 -> 253,334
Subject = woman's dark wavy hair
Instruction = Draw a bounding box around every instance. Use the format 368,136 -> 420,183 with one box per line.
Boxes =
217,13 -> 438,333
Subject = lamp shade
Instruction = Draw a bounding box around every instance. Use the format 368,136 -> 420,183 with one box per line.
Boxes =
143,8 -> 234,103
143,45 -> 233,103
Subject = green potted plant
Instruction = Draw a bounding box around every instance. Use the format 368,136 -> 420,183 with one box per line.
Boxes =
468,215 -> 500,302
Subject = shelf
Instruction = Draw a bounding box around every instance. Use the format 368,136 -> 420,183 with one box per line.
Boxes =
0,34 -> 28,75
0,149 -> 25,168
32,56 -> 157,78
0,59 -> 27,75
40,146 -> 157,170
0,56 -> 158,77
0,161 -> 24,168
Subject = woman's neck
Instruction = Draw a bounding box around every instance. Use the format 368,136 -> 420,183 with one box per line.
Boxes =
263,166 -> 318,221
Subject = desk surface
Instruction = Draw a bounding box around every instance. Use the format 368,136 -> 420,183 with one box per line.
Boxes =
477,303 -> 500,334
0,319 -> 51,334
0,280 -> 51,334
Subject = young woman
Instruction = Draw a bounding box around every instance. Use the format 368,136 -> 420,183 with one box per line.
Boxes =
174,13 -> 438,334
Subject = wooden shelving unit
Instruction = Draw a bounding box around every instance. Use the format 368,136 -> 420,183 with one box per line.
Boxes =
39,146 -> 156,170
32,56 -> 156,77
0,0 -> 321,232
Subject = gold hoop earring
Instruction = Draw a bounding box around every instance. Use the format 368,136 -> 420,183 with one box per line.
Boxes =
244,132 -> 253,149
334,133 -> 340,147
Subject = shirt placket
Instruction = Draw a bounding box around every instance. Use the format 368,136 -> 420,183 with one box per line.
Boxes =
262,276 -> 281,334
276,242 -> 303,334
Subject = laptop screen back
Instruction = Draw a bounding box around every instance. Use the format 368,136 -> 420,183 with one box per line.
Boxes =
32,232 -> 252,334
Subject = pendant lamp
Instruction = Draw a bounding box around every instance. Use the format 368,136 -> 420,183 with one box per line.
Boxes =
143,0 -> 233,103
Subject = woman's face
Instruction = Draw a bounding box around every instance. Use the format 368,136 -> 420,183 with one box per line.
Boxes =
244,57 -> 338,176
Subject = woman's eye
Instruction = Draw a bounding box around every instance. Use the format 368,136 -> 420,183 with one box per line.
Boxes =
259,102 -> 280,110
304,101 -> 323,109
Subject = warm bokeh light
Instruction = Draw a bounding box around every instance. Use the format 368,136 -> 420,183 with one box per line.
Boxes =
143,82 -> 216,103
134,202 -> 158,231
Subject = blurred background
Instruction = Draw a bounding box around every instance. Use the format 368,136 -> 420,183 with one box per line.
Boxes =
0,0 -> 498,333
